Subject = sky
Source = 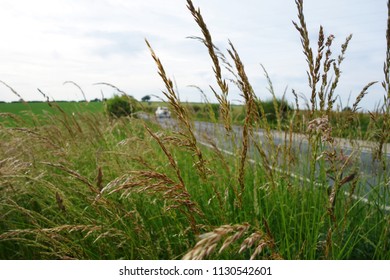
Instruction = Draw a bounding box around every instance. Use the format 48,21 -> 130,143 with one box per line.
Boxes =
0,0 -> 388,111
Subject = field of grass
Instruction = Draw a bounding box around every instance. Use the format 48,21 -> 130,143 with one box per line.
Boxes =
0,101 -> 104,127
1,0 -> 389,260
0,100 -> 102,115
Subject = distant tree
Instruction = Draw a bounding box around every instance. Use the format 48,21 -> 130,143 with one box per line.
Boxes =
90,98 -> 101,102
141,95 -> 151,103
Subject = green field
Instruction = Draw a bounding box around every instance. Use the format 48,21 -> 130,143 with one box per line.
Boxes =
0,101 -> 103,116
1,0 -> 389,260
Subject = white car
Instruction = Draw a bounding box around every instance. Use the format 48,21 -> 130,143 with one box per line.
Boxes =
155,106 -> 171,118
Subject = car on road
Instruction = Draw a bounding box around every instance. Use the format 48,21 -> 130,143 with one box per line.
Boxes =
155,106 -> 171,118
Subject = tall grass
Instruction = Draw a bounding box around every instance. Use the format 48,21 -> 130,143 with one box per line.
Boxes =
0,0 -> 389,260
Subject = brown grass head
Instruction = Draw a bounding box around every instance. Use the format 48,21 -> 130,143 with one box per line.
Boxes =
182,223 -> 250,260
182,222 -> 280,260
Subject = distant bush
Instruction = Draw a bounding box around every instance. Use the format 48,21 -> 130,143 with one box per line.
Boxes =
192,104 -> 201,113
210,103 -> 220,119
257,99 -> 292,124
106,95 -> 137,118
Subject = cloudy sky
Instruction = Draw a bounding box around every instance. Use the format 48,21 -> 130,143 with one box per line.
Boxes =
0,0 -> 388,110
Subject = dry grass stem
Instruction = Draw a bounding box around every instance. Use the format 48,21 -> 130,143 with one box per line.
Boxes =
352,81 -> 378,112
293,0 -> 317,114
326,34 -> 353,114
42,162 -> 99,194
145,39 -> 208,178
227,41 -> 258,205
186,0 -> 231,131
63,81 -> 88,103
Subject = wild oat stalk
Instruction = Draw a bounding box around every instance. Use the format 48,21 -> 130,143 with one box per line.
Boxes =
0,225 -> 103,240
323,148 -> 357,259
93,82 -> 127,96
326,34 -> 353,114
0,80 -> 27,104
186,0 -> 231,132
10,127 -> 60,150
145,39 -> 208,178
64,81 -> 88,103
352,81 -> 378,113
227,41 -> 257,206
319,33 -> 335,111
38,88 -> 83,136
261,64 -> 282,130
293,0 -> 318,114
0,224 -> 129,253
42,162 -> 99,194
384,0 -> 390,101
144,125 -> 203,232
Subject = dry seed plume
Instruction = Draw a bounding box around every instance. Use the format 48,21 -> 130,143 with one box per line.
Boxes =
182,223 -> 280,260
307,115 -> 333,143
182,223 -> 250,260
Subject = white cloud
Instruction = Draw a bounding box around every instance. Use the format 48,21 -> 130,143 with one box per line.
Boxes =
0,0 -> 388,110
